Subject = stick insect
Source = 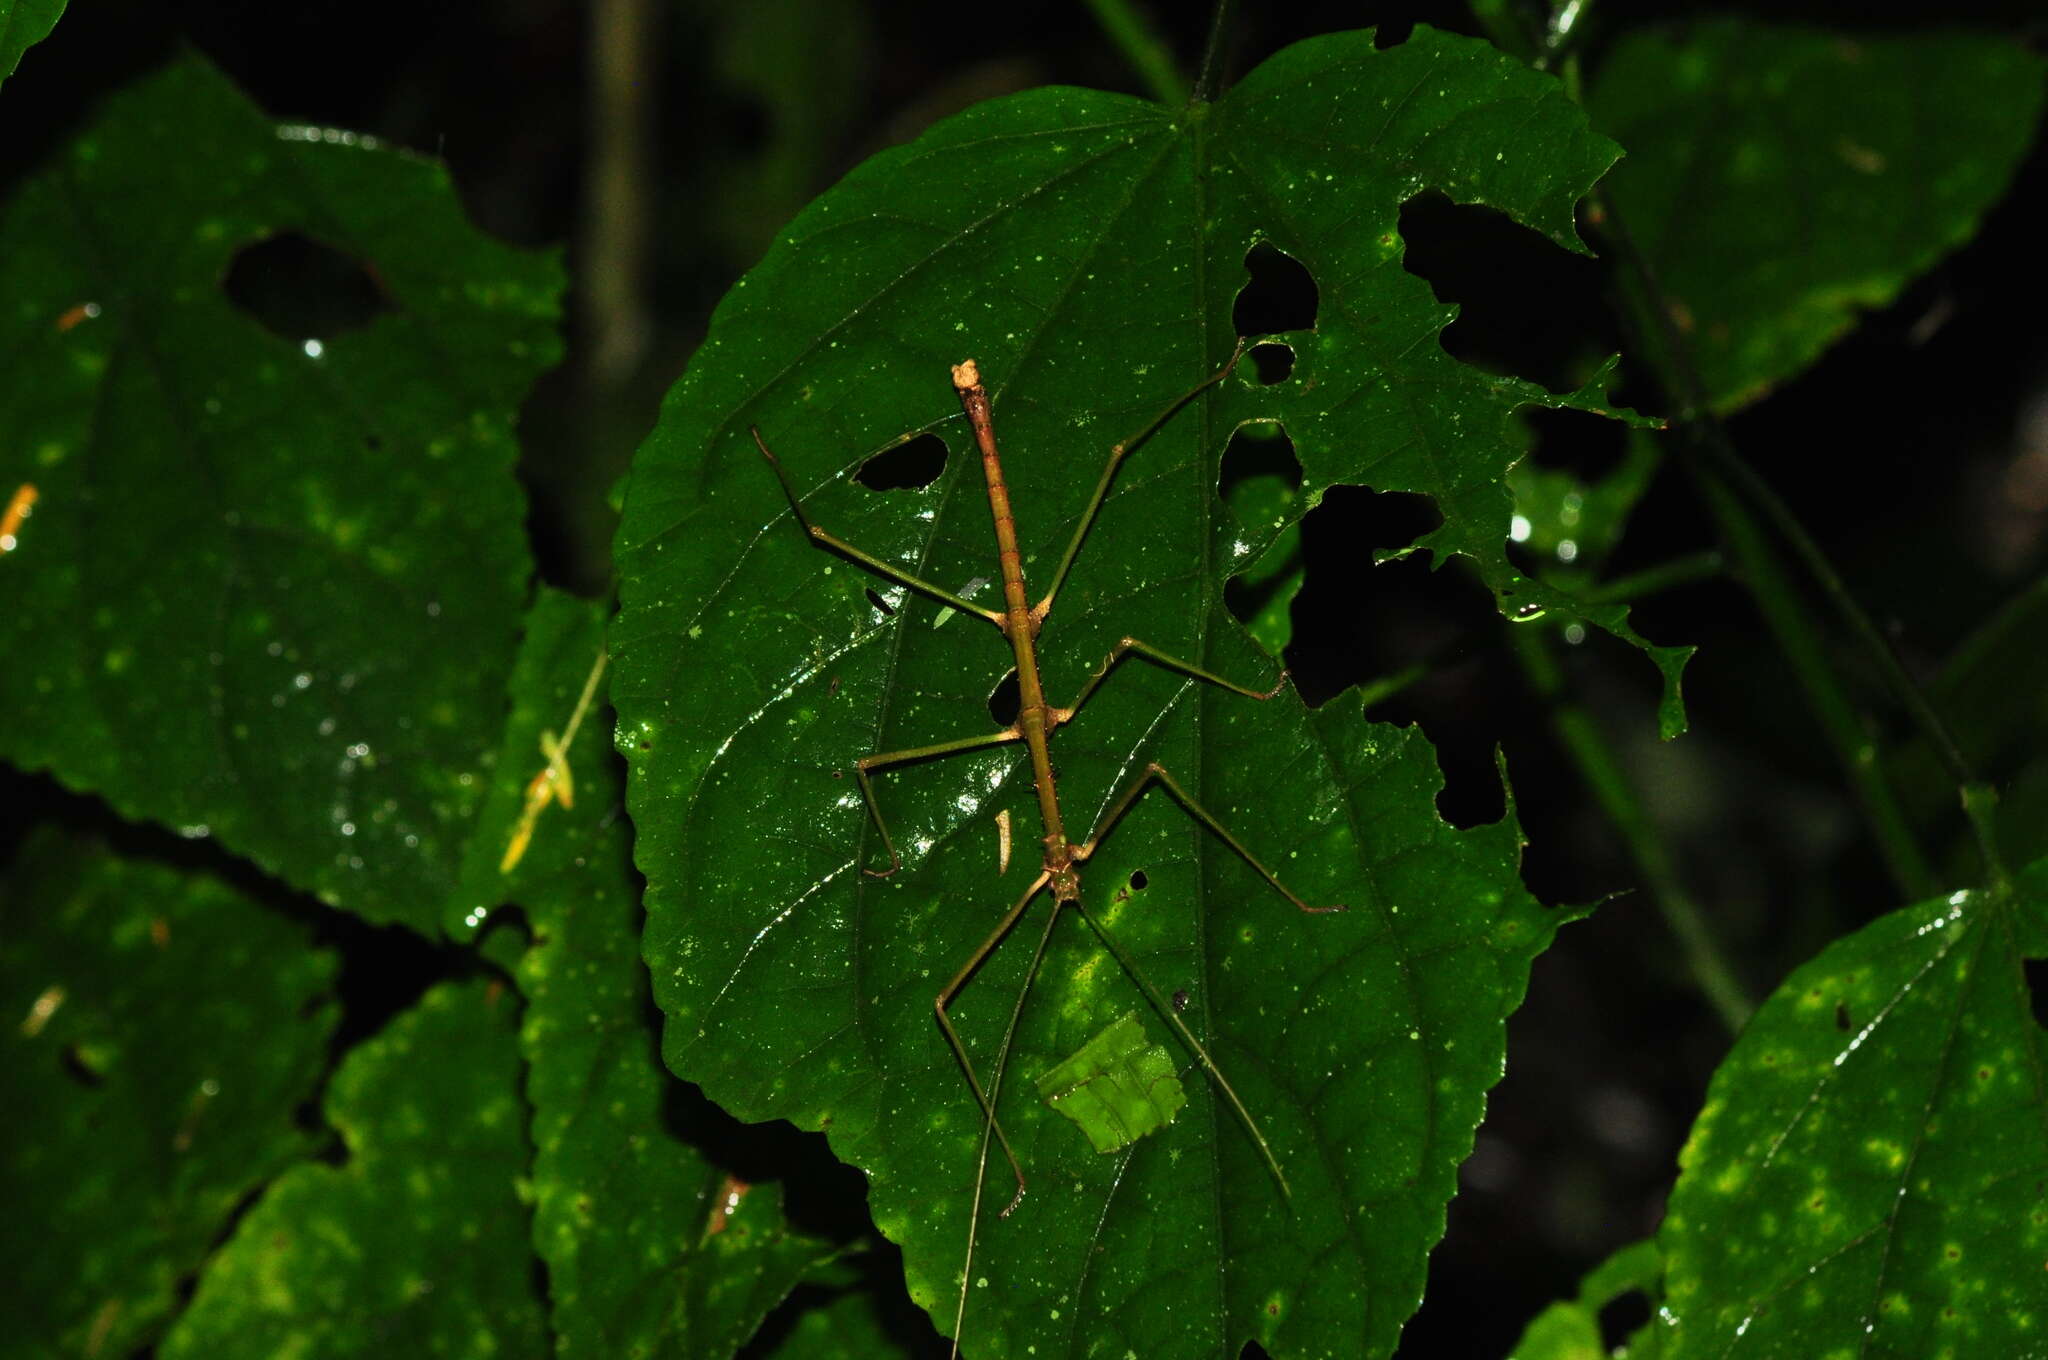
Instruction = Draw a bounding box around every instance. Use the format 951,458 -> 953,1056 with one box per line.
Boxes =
753,343 -> 1342,1354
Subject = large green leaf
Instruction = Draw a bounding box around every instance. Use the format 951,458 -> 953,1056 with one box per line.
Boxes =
0,830 -> 336,1359
447,589 -> 844,1356
613,26 -> 1605,1356
161,978 -> 545,1358
0,0 -> 63,87
0,55 -> 562,931
1655,855 -> 2048,1357
1590,20 -> 2046,413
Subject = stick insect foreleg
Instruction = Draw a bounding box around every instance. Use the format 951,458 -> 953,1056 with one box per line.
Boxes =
1032,338 -> 1249,621
752,426 -> 1005,626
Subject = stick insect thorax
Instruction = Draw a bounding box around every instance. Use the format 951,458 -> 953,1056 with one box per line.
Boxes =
950,359 -> 1079,905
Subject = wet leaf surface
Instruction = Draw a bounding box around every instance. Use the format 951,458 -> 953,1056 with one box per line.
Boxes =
613,26 -> 1606,1357
0,54 -> 562,931
1657,856 -> 2048,1357
161,979 -> 546,1359
1590,20 -> 2045,412
0,830 -> 336,1359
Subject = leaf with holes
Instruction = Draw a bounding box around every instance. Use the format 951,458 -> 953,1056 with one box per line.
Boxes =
614,25 -> 1612,1359
444,590 -> 847,1357
1655,856 -> 2048,1357
0,830 -> 336,1359
0,54 -> 561,931
1590,20 -> 2045,413
161,979 -> 545,1359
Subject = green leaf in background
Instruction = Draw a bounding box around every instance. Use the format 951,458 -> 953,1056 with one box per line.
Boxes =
162,978 -> 545,1359
0,830 -> 336,1359
447,589 -> 845,1357
1590,20 -> 2046,413
1507,1239 -> 1662,1360
1033,1010 -> 1187,1155
613,27 -> 1598,1356
1218,419 -> 1306,654
0,54 -> 562,932
0,0 -> 63,86
1655,855 -> 2048,1357
1508,427 -> 1660,589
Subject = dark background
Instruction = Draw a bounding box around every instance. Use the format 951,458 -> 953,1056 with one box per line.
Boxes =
3,2 -> 2044,1354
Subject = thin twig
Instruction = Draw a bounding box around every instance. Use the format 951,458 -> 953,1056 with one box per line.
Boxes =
1580,549 -> 1724,606
1513,627 -> 1755,1034
581,0 -> 657,388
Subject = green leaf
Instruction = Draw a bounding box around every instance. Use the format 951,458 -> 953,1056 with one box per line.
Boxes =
613,27 -> 1597,1355
1590,20 -> 2047,413
1508,1239 -> 1662,1360
1034,1010 -> 1187,1154
1656,856 -> 2048,1357
757,1281 -> 925,1359
447,589 -> 844,1357
162,979 -> 545,1359
0,830 -> 336,1359
0,0 -> 63,86
0,55 -> 562,931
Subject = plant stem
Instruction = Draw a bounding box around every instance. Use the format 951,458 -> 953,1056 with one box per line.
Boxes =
581,0 -> 656,388
1701,443 -> 2009,893
1594,187 -> 1970,898
1684,455 -> 1938,899
1581,549 -> 1724,606
1191,0 -> 1236,104
1082,0 -> 1187,106
1513,626 -> 1754,1034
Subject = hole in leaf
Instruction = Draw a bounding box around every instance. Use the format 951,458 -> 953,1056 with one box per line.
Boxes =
1247,341 -> 1295,385
865,587 -> 895,618
1218,421 -> 1304,503
1525,407 -> 1630,483
1233,242 -> 1318,336
1221,422 -> 1306,632
223,232 -> 394,344
1129,869 -> 1149,891
2026,960 -> 2048,1030
855,433 -> 947,492
1285,486 -> 1507,827
1171,987 -> 1190,1012
1396,191 -> 1619,393
988,668 -> 1021,728
1598,1291 -> 1652,1351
